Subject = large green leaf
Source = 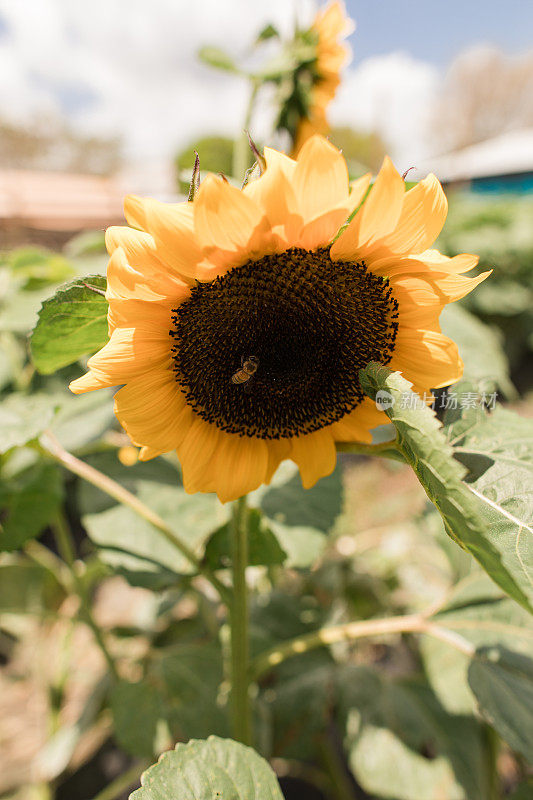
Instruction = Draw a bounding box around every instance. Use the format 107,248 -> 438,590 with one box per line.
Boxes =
82,484 -> 227,588
203,508 -> 287,569
468,646 -> 533,762
0,560 -> 66,614
340,669 -> 492,800
154,643 -> 229,740
252,461 -> 343,568
0,393 -> 56,453
440,304 -> 515,396
0,462 -> 64,551
447,405 -> 533,608
111,680 -> 166,759
359,363 -> 533,612
129,736 -> 283,800
421,574 -> 533,714
30,275 -> 108,374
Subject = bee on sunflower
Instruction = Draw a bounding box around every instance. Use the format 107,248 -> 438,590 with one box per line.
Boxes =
70,136 -> 490,503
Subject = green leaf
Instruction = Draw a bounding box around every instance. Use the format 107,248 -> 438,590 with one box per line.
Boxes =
30,275 -> 108,374
254,462 -> 343,567
111,680 -> 165,759
440,304 -> 515,396
421,574 -> 533,714
154,643 -> 229,740
359,363 -> 533,612
0,393 -> 56,453
0,462 -> 64,551
256,24 -> 279,43
446,404 -> 533,613
468,646 -> 533,762
508,780 -> 533,799
203,508 -> 287,568
129,736 -> 283,800
5,246 -> 74,290
198,46 -> 240,73
0,561 -> 66,614
50,389 -> 115,451
82,484 -> 227,589
340,669 -> 492,800
260,463 -> 343,533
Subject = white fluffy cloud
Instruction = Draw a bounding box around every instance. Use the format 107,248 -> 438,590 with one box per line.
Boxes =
331,52 -> 440,169
0,0 -> 438,166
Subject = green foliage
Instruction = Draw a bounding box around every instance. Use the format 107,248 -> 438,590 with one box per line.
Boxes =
440,303 -> 515,396
360,362 -> 533,612
421,574 -> 533,715
198,46 -> 240,73
330,125 -> 388,174
341,670 -> 492,800
30,275 -> 108,374
0,247 -> 75,290
130,736 -> 283,800
0,462 -> 63,551
204,508 -> 287,568
111,680 -> 165,759
82,484 -> 228,588
0,393 -> 56,453
0,560 -> 66,614
468,646 -> 533,762
438,194 -> 533,371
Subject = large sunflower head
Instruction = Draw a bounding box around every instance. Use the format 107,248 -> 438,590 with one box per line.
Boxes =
70,135 -> 489,502
290,1 -> 353,155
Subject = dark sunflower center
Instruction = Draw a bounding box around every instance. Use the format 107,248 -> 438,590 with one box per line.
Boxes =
170,247 -> 398,439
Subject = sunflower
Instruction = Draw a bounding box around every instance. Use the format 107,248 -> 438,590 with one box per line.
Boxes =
70,135 -> 489,503
291,1 -> 353,155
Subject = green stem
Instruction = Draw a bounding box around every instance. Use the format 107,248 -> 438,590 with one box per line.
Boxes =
317,735 -> 356,800
250,613 -> 475,680
233,80 -> 259,180
89,762 -> 149,800
53,512 -> 120,681
40,431 -> 231,604
230,495 -> 252,745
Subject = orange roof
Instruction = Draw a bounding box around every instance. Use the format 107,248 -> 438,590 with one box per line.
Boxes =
0,169 -> 125,230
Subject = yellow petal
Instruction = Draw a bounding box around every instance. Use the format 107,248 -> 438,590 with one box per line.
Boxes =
70,325 -> 172,394
290,428 -> 337,489
177,416 -> 224,496
392,329 -> 463,389
194,174 -> 269,253
299,173 -> 371,250
106,244 -> 189,304
244,148 -> 301,244
382,174 -> 447,255
265,439 -> 291,483
293,135 -> 350,222
330,397 -> 384,442
124,195 -> 149,230
210,435 -> 269,503
114,370 -> 191,455
143,199 -> 205,279
331,156 -> 404,260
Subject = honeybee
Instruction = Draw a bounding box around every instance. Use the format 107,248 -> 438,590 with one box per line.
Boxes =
231,355 -> 259,390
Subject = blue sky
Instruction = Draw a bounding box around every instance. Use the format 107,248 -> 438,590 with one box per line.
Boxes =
346,0 -> 533,66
